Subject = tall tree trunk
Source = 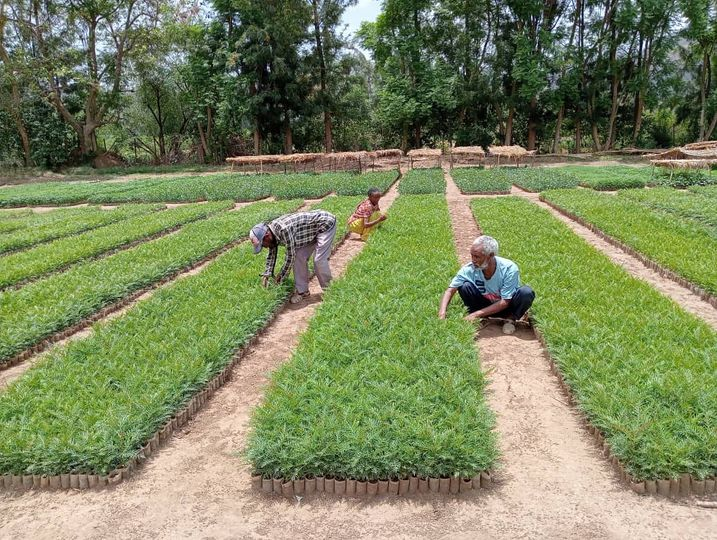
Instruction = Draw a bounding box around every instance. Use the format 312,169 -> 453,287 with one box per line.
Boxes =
553,106 -> 564,153
311,0 -> 332,152
706,110 -> 717,140
504,81 -> 516,146
414,122 -> 421,148
283,113 -> 293,155
254,121 -> 262,155
574,113 -> 582,154
527,97 -> 538,150
700,48 -> 709,141
0,15 -> 32,166
197,122 -> 209,162
401,124 -> 409,153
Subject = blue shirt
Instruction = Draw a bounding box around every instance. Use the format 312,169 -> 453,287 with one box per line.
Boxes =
449,256 -> 521,302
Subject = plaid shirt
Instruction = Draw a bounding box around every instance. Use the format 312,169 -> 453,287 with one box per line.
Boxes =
264,210 -> 337,282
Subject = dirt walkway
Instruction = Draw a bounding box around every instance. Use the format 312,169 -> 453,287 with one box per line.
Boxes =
441,169 -> 715,538
1,180 -> 715,540
511,187 -> 717,330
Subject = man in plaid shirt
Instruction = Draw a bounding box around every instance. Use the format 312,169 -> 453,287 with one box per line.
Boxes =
249,210 -> 337,304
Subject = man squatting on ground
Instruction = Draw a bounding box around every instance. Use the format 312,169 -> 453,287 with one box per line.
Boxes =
438,235 -> 535,334
250,210 -> 337,304
347,187 -> 387,241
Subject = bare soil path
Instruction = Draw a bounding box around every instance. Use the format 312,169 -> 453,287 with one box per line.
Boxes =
441,168 -> 715,538
511,186 -> 717,330
1,180 -> 715,539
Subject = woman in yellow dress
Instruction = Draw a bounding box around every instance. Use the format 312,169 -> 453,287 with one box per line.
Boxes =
348,187 -> 387,241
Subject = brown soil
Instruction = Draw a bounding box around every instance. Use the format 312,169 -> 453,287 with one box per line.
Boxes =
1,178 -> 715,539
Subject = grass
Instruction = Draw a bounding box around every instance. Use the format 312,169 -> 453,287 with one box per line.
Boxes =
66,163 -> 226,177
542,189 -> 717,296
0,242 -> 291,475
398,168 -> 446,194
0,200 -> 301,365
0,202 -> 231,289
509,168 -> 581,192
560,165 -> 651,190
0,171 -> 398,207
619,187 -> 717,232
246,195 -> 498,481
471,196 -> 717,481
451,168 -> 512,194
0,204 -> 161,254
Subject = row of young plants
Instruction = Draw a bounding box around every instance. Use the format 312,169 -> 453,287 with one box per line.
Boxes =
398,168 -> 447,194
560,165 -> 650,190
0,200 -> 301,366
509,168 -> 581,192
451,168 -> 512,194
0,204 -> 161,254
541,189 -> 717,296
690,184 -> 717,199
247,195 -> 498,481
619,187 -> 717,232
0,202 -> 231,289
470,196 -> 717,481
0,241 -> 293,476
0,172 -> 397,207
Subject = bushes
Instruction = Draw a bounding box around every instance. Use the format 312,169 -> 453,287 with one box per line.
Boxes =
451,168 -> 512,194
0,204 -> 160,254
471,196 -> 717,481
0,171 -> 398,207
0,242 -> 291,475
0,200 -> 301,365
247,195 -> 497,481
0,202 -> 230,288
398,168 -> 446,194
509,168 -> 581,192
542,189 -> 717,295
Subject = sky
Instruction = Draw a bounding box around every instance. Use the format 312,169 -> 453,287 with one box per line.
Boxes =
341,0 -> 382,37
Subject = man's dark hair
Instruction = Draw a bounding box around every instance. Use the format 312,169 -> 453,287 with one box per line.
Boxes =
367,187 -> 381,197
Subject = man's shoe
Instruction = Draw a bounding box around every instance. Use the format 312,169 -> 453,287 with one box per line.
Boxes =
289,291 -> 310,304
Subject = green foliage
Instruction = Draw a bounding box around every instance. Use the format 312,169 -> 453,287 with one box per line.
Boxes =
472,196 -> 717,481
0,205 -> 160,254
651,168 -> 717,189
0,202 -> 230,288
0,172 -> 397,206
0,242 -> 291,475
0,200 -> 301,365
508,168 -> 581,192
558,166 -> 652,190
398,168 -> 446,194
247,195 -> 498,481
542,189 -> 717,295
451,168 -> 512,194
620,187 -> 717,231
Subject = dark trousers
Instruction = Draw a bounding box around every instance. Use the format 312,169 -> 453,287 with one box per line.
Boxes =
457,282 -> 535,319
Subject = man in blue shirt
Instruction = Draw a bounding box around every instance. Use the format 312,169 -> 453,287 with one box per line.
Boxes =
438,235 -> 535,332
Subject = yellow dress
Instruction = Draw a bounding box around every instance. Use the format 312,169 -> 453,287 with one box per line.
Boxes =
349,211 -> 383,241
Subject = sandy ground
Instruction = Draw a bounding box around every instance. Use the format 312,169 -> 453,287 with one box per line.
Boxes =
1,178 -> 716,539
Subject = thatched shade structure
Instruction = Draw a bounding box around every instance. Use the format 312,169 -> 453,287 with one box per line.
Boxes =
407,148 -> 442,157
451,146 -> 486,156
277,153 -> 323,164
372,149 -> 403,158
650,159 -> 717,169
648,141 -> 717,169
487,145 -> 533,167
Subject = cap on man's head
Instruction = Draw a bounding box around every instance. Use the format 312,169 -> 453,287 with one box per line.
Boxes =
249,223 -> 268,254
